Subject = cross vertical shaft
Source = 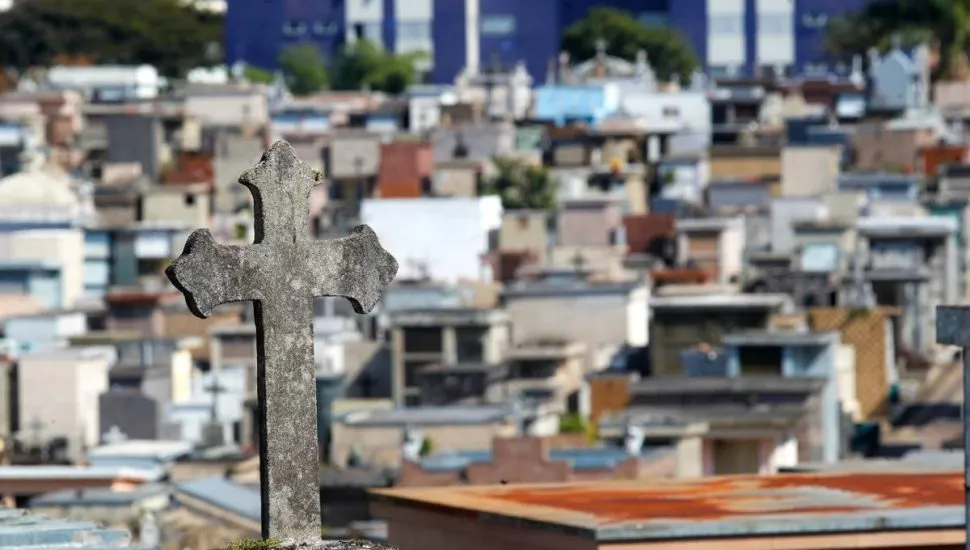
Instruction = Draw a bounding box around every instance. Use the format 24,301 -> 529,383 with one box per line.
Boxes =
935,305 -> 970,550
256,296 -> 319,541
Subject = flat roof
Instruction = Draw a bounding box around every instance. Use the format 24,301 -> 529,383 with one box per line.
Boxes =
338,405 -> 516,427
371,470 -> 963,542
0,465 -> 162,481
87,439 -> 194,461
650,293 -> 790,309
722,330 -> 839,347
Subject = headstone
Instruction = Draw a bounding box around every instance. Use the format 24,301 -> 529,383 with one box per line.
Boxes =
935,305 -> 970,542
166,140 -> 398,543
99,390 -> 159,441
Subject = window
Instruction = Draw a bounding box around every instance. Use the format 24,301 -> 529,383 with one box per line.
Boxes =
184,193 -> 196,206
397,21 -> 431,41
709,14 -> 742,35
662,106 -> 679,119
480,14 -> 516,36
282,21 -> 307,37
312,21 -> 337,37
801,11 -> 828,29
758,13 -> 792,35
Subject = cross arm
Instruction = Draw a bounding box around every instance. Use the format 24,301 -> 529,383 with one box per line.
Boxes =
166,229 -> 261,318
305,225 -> 399,314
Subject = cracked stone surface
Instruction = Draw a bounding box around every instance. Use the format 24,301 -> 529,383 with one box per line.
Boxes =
167,140 -> 398,542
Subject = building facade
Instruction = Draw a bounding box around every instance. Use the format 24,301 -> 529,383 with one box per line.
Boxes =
225,0 -> 867,84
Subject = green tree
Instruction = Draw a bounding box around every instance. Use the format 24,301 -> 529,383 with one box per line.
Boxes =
330,39 -> 424,94
0,0 -> 222,77
559,413 -> 587,434
561,7 -> 699,85
277,44 -> 329,96
484,156 -> 559,210
243,65 -> 275,85
418,437 -> 433,457
824,0 -> 966,79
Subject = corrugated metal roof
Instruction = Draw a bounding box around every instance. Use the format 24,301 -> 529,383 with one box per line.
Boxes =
372,470 -> 964,542
0,507 -> 148,549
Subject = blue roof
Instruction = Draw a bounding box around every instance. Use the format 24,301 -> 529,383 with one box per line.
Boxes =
0,507 -> 146,548
175,477 -> 260,523
419,447 -> 636,473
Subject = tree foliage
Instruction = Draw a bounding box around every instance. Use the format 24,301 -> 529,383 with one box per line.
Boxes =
561,7 -> 699,85
243,66 -> 275,85
484,156 -> 558,211
824,0 -> 969,78
330,39 -> 424,94
278,44 -> 329,96
0,0 -> 223,77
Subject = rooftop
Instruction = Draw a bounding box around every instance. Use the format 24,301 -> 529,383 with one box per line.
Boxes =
372,470 -> 963,541
174,476 -> 259,524
29,483 -> 169,507
87,440 -> 194,462
337,405 -> 518,427
0,465 -> 162,482
722,330 -> 840,347
650,293 -> 790,309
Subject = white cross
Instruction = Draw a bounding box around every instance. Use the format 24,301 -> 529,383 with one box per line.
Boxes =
102,425 -> 128,445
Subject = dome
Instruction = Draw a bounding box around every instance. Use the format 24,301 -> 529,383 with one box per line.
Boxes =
0,169 -> 77,208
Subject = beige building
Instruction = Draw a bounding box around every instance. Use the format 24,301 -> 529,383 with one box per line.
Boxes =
502,281 -> 648,373
781,145 -> 841,197
371,471 -> 965,550
17,346 -> 113,458
141,183 -> 211,227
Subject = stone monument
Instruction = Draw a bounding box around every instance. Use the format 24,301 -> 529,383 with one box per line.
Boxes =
167,140 -> 398,548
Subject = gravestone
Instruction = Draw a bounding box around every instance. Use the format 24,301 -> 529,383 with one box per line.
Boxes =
167,141 -> 398,547
934,305 -> 970,543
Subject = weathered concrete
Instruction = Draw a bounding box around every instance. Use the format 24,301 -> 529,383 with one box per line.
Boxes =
167,140 -> 398,542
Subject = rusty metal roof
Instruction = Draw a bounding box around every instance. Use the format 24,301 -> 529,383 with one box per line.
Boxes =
371,470 -> 965,542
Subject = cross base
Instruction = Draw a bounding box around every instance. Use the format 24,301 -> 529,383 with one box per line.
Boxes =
265,539 -> 396,549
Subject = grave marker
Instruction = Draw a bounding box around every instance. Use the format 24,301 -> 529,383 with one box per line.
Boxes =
167,141 -> 398,543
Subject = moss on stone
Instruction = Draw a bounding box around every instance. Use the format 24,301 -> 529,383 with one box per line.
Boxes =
227,537 -> 283,550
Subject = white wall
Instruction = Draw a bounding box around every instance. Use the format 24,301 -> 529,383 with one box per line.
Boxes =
18,348 -> 111,459
769,435 -> 799,471
626,286 -> 649,347
346,0 -> 384,46
707,0 -> 745,71
361,196 -> 503,283
756,0 -> 795,70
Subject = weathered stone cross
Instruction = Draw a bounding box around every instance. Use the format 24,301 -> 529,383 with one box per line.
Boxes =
935,305 -> 970,549
166,141 -> 398,543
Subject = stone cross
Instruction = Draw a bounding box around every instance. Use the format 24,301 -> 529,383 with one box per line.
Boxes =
935,305 -> 970,548
102,425 -> 128,446
203,373 -> 228,423
166,141 -> 398,543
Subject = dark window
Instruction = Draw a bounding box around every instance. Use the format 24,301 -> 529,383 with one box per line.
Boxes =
738,346 -> 783,376
353,23 -> 364,40
184,194 -> 196,206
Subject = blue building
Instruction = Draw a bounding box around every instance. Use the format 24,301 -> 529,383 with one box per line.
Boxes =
226,0 -> 867,85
